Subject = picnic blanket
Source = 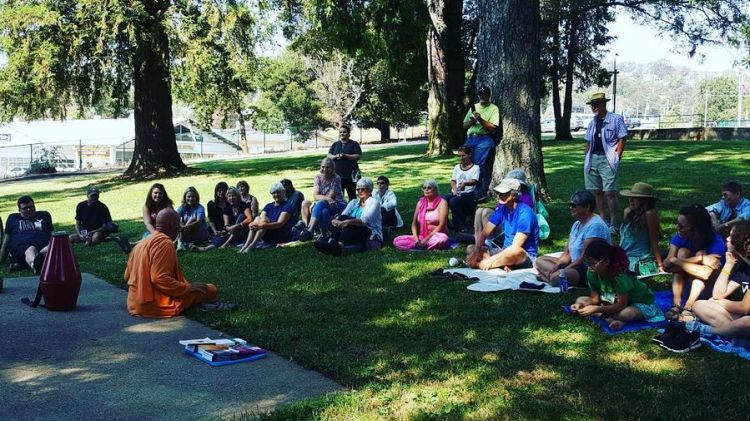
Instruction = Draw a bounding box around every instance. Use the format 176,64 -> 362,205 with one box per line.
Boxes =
700,334 -> 750,361
561,290 -> 673,335
442,267 -> 561,293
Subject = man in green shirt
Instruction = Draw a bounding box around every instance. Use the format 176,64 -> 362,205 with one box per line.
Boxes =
463,86 -> 501,201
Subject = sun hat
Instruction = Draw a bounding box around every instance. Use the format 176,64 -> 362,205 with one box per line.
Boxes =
620,182 -> 659,200
585,92 -> 611,105
493,178 -> 522,194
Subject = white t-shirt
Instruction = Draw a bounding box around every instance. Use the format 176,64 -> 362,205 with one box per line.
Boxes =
451,164 -> 480,194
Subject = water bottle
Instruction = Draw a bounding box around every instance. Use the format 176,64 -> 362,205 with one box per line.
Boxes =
558,269 -> 569,293
449,257 -> 465,267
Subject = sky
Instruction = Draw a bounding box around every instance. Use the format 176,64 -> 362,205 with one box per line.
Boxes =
604,11 -> 745,74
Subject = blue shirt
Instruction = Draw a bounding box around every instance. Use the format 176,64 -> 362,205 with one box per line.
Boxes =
488,203 -> 539,257
705,197 -> 750,224
584,111 -> 627,172
263,200 -> 293,234
568,214 -> 611,262
670,232 -> 726,258
5,211 -> 54,253
342,197 -> 383,241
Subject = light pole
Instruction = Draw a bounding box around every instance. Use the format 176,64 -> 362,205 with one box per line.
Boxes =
612,53 -> 619,113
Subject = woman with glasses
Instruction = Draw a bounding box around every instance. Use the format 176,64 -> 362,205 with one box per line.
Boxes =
663,204 -> 726,321
393,179 -> 449,251
314,177 -> 382,255
372,175 -> 403,228
239,182 -> 294,252
300,157 -> 346,238
570,239 -> 663,331
535,190 -> 611,287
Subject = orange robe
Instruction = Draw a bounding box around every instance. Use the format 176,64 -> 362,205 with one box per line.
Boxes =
125,231 -> 217,318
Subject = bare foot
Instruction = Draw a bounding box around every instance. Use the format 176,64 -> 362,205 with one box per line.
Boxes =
608,320 -> 625,331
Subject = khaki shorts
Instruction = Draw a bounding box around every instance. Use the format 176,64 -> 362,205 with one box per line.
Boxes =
584,154 -> 618,192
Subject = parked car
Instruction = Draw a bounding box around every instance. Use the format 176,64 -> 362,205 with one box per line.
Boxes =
571,116 -> 584,131
624,117 -> 641,128
541,119 -> 555,133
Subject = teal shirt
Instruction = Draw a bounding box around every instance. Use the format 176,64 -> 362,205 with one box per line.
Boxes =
587,271 -> 655,305
619,220 -> 652,268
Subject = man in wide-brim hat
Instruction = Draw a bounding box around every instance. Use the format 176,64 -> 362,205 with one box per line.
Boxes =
583,91 -> 628,234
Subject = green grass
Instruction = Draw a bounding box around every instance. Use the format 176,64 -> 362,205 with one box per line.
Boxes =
4,141 -> 750,420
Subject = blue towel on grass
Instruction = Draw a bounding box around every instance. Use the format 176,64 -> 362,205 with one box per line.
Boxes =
562,290 -> 673,335
700,334 -> 750,361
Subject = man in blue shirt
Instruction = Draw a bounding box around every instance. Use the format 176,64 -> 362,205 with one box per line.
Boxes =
705,181 -> 750,236
466,178 -> 539,271
0,195 -> 53,273
583,92 -> 628,233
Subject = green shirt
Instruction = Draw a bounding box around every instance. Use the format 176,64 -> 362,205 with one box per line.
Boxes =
464,103 -> 500,136
586,271 -> 655,305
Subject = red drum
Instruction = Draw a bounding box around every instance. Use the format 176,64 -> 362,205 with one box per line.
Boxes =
39,231 -> 82,311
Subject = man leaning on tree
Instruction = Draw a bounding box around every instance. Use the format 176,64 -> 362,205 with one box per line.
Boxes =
463,85 -> 501,201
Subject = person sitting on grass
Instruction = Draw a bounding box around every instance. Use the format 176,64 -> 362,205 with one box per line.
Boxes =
314,177 -> 382,255
300,157 -> 346,239
281,178 -> 305,223
706,181 -> 750,237
236,180 -> 260,221
570,239 -> 664,331
0,195 -> 53,273
191,187 -> 252,252
535,190 -> 611,287
239,182 -> 294,252
683,222 -> 750,345
176,186 -> 210,251
618,182 -> 663,273
142,183 -> 174,239
466,178 -> 539,271
372,175 -> 403,228
125,208 -> 233,318
206,181 -> 229,237
70,187 -> 130,253
443,145 -> 479,234
663,204 -> 726,322
392,179 -> 449,251
470,168 -> 535,246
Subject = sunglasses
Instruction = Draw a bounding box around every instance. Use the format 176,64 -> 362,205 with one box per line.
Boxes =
376,181 -> 387,185
356,188 -> 368,192
422,186 -> 434,190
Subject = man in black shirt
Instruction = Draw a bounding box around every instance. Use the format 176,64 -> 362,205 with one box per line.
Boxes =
70,187 -> 130,253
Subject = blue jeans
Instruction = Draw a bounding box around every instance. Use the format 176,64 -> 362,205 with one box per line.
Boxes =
443,191 -> 477,232
312,200 -> 346,231
465,135 -> 495,196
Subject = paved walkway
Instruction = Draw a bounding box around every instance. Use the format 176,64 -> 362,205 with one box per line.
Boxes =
0,274 -> 340,420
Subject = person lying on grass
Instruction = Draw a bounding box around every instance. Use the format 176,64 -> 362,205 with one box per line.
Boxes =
688,221 -> 750,343
465,177 -> 539,271
239,182 -> 293,252
663,204 -> 726,322
570,239 -> 664,331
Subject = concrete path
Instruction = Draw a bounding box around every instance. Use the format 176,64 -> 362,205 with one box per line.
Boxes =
0,274 -> 340,420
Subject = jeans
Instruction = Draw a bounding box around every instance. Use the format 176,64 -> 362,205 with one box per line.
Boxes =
443,191 -> 477,232
312,200 -> 347,231
465,135 -> 495,196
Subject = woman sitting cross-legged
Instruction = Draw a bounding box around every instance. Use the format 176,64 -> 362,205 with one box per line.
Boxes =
663,204 -> 726,322
191,187 -> 253,252
535,190 -> 611,287
314,177 -> 382,255
239,183 -> 294,252
571,239 -> 665,331
176,186 -> 210,250
392,179 -> 449,251
142,183 -> 174,239
299,157 -> 347,239
619,182 -> 663,274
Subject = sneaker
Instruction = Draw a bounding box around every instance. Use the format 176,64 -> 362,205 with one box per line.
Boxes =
313,238 -> 331,255
294,221 -> 307,231
297,229 -> 313,242
659,330 -> 701,353
652,322 -> 680,345
114,235 -> 132,254
176,240 -> 187,252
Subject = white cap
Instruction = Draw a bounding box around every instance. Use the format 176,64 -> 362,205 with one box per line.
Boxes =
493,178 -> 521,194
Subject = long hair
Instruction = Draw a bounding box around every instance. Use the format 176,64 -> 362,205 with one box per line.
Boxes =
181,186 -> 200,208
145,183 -> 173,211
624,197 -> 658,232
679,204 -> 715,251
213,181 -> 229,202
583,238 -> 633,280
730,221 -> 750,257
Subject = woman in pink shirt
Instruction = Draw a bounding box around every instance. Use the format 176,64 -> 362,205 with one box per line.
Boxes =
393,179 -> 450,250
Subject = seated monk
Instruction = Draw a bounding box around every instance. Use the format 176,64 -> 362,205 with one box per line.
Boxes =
125,208 -> 233,318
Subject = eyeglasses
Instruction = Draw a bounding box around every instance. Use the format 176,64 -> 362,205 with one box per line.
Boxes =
422,186 -> 434,190
356,188 -> 367,192
376,181 -> 387,185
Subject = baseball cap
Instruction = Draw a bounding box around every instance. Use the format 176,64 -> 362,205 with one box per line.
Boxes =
493,178 -> 521,194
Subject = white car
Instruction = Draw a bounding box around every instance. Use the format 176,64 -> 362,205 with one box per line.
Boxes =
541,119 -> 555,133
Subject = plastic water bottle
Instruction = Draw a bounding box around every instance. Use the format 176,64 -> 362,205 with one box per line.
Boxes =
449,257 -> 461,267
558,269 -> 569,293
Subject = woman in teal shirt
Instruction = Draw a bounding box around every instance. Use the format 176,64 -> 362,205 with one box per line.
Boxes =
619,182 -> 663,274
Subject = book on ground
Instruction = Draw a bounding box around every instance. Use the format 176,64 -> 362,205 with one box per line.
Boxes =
180,337 -> 268,366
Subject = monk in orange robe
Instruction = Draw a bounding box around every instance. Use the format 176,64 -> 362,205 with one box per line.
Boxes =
125,208 -> 218,318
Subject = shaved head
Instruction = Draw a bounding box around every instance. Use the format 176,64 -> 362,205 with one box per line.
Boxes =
155,208 -> 180,240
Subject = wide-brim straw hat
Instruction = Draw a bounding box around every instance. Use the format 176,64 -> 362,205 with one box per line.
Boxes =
586,92 -> 611,105
620,182 -> 659,200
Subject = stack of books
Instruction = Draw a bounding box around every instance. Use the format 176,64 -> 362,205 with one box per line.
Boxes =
180,337 -> 267,366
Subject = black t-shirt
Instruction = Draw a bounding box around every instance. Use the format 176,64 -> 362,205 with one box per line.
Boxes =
592,118 -> 605,155
222,201 -> 250,225
732,260 -> 750,294
207,200 -> 226,231
5,211 -> 53,252
328,140 -> 362,180
75,200 -> 112,231
286,190 -> 305,222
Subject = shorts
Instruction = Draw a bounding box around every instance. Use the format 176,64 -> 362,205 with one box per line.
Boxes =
485,240 -> 535,270
584,154 -> 618,192
634,302 -> 666,323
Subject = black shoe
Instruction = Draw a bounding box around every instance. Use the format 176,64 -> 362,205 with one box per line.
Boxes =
659,330 -> 701,353
313,239 -> 331,255
33,253 -> 45,274
652,322 -> 681,345
298,229 -> 313,242
114,235 -> 131,254
329,241 -> 343,257
476,195 -> 489,204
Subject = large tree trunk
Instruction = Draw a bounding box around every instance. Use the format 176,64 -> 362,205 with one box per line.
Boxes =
426,0 -> 464,156
237,106 -> 249,154
378,120 -> 391,142
551,17 -> 563,135
126,0 -> 186,178
556,13 -> 576,141
476,0 -> 549,198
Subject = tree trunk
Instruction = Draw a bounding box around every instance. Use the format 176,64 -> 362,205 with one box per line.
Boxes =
378,120 -> 391,142
125,0 -> 186,178
551,17 -> 563,134
475,0 -> 548,198
237,106 -> 248,154
557,14 -> 576,141
426,0 -> 464,156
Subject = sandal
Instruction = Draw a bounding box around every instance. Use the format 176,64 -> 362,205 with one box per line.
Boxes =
200,301 -> 236,312
665,305 -> 682,321
678,308 -> 697,323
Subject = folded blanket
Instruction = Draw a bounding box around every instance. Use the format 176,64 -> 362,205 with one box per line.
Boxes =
700,334 -> 750,361
562,290 -> 673,335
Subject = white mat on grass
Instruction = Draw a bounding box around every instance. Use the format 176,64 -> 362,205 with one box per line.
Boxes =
446,251 -> 565,293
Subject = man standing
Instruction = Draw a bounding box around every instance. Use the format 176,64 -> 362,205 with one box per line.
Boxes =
463,85 -> 501,200
327,124 -> 362,201
583,92 -> 627,233
466,178 -> 539,271
70,187 -> 130,252
443,146 -> 480,233
0,195 -> 53,273
125,208 -> 232,318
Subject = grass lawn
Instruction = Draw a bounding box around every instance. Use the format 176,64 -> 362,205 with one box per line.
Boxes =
3,140 -> 750,420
